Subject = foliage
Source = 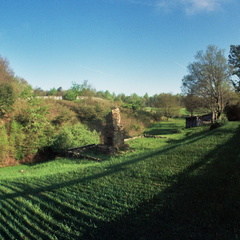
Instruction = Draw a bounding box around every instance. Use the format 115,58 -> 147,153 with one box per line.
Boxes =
14,98 -> 54,157
0,125 -> 10,162
19,85 -> 33,99
182,45 -> 233,118
8,120 -> 25,160
0,83 -> 16,116
47,88 -> 58,96
225,101 -> 240,120
209,117 -> 228,130
121,93 -> 145,110
63,89 -> 78,100
183,94 -> 204,116
228,44 -> 240,92
34,87 -> 47,96
52,123 -> 100,153
0,56 -> 14,84
70,80 -> 96,98
155,93 -> 181,120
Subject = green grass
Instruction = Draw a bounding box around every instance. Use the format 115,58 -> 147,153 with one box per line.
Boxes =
144,118 -> 186,137
0,121 -> 240,239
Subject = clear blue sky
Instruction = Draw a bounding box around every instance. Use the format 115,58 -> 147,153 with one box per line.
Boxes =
0,0 -> 239,96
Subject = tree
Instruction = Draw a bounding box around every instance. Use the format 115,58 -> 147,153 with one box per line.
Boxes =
34,87 -> 46,96
182,45 -> 233,118
63,89 -> 78,101
183,94 -> 204,116
228,45 -> 240,92
155,93 -> 180,121
71,80 -> 95,97
0,56 -> 14,84
0,83 -> 16,116
18,84 -> 33,99
47,88 -> 58,96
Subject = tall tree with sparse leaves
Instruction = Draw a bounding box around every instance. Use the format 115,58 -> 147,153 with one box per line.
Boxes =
182,45 -> 233,118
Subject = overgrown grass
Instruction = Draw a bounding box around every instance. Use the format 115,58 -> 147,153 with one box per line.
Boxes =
0,121 -> 240,239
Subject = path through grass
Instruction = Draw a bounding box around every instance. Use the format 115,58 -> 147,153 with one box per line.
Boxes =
0,121 -> 240,239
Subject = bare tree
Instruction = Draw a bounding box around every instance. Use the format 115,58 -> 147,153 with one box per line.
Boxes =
182,45 -> 233,118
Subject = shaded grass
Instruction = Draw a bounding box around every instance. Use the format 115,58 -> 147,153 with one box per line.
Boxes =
144,118 -> 186,137
0,122 -> 240,239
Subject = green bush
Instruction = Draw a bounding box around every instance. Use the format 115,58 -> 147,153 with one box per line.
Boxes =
8,120 -> 25,160
210,118 -> 228,130
0,125 -> 10,162
63,89 -> 78,101
225,102 -> 240,121
52,123 -> 100,153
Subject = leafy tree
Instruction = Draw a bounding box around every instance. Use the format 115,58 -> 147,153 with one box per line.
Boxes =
0,83 -> 16,116
57,87 -> 63,92
143,93 -> 150,107
103,90 -> 113,100
34,87 -> 46,96
0,56 -> 14,84
182,45 -> 233,118
47,88 -> 58,96
184,94 -> 204,116
57,87 -> 63,96
155,93 -> 180,120
71,80 -> 95,97
63,89 -> 78,100
228,45 -> 240,92
18,84 -> 33,99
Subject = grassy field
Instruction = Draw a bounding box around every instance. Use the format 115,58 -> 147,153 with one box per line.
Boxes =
0,120 -> 240,239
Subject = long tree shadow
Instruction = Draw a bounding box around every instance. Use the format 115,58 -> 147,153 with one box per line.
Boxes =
81,125 -> 240,240
0,125 -> 238,239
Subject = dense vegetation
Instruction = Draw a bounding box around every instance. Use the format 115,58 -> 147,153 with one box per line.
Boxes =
0,120 -> 239,239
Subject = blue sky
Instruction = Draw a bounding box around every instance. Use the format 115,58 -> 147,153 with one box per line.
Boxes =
0,0 -> 239,96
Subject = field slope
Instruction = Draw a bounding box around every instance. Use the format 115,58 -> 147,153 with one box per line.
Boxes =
0,121 -> 240,239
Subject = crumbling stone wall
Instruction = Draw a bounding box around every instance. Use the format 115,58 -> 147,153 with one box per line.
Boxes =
103,107 -> 124,149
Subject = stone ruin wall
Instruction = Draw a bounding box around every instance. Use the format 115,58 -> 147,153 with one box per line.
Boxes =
103,107 -> 124,149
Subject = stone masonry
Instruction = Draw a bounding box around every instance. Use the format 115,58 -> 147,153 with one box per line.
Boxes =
103,107 -> 124,149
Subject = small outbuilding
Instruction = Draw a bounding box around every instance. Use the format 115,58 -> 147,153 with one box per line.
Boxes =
186,116 -> 203,128
186,112 -> 216,128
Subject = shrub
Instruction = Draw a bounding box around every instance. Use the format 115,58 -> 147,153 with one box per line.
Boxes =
210,118 -> 228,130
225,102 -> 240,121
0,125 -> 10,162
52,123 -> 100,153
63,89 -> 78,101
8,120 -> 25,160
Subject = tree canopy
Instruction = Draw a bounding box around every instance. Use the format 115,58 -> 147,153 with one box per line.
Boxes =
182,45 -> 233,118
228,45 -> 240,92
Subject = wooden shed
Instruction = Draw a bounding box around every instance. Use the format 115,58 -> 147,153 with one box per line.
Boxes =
186,112 -> 216,128
186,116 -> 203,128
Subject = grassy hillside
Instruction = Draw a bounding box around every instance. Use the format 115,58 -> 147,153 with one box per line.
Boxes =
0,121 -> 240,239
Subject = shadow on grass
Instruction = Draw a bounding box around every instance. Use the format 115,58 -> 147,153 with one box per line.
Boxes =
0,126 -> 211,200
82,125 -> 240,240
144,121 -> 185,135
0,124 -> 239,239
